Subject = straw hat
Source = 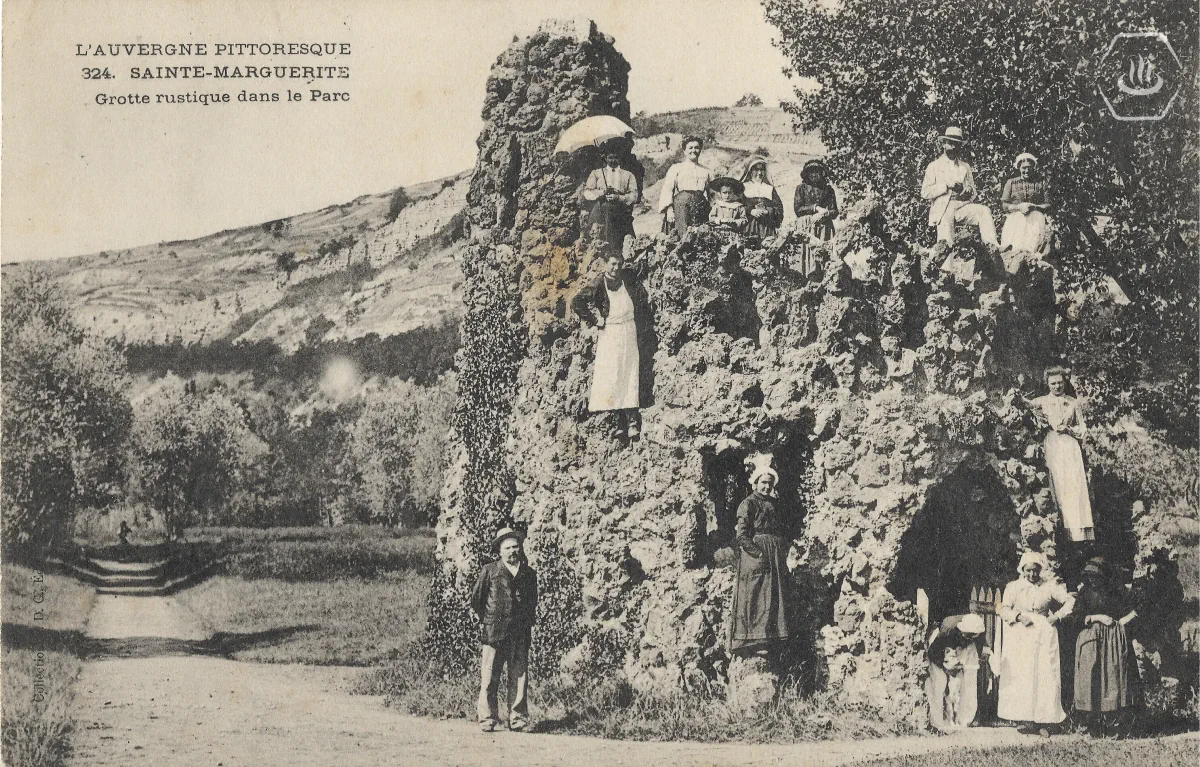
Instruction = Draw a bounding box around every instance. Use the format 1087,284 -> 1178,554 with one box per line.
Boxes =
801,158 -> 829,181
708,176 -> 744,196
492,527 -> 524,550
1082,557 -> 1107,579
938,126 -> 967,144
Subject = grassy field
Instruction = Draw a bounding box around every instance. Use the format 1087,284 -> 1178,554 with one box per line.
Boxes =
176,525 -> 434,665
1,563 -> 95,767
858,735 -> 1198,766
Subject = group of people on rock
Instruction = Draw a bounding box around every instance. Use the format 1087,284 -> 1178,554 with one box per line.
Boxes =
928,552 -> 1138,739
922,126 -> 1053,270
723,365 -> 1108,738
722,449 -> 1127,741
655,136 -> 839,258
574,137 -> 845,440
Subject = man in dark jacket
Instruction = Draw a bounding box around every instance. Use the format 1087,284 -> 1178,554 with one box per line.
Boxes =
470,527 -> 538,732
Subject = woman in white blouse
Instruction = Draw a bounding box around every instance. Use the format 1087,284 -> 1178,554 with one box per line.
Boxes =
1031,366 -> 1095,542
658,135 -> 714,236
996,551 -> 1075,734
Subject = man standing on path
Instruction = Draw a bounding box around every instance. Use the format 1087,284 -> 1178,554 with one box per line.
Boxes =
470,527 -> 538,733
921,127 -> 999,248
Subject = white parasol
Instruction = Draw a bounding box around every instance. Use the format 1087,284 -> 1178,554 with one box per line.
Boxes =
554,115 -> 635,154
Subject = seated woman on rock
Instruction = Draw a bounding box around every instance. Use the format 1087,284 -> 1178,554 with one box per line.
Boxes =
927,613 -> 993,731
582,141 -> 639,254
658,136 -> 714,236
728,465 -> 795,667
571,240 -> 650,441
792,159 -> 838,277
739,157 -> 784,238
708,177 -> 749,233
1000,153 -> 1052,271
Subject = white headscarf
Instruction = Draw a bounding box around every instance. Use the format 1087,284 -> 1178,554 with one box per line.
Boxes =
749,466 -> 779,488
1018,550 -> 1049,576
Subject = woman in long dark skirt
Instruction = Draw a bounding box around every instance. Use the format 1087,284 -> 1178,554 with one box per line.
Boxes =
729,466 -> 795,662
792,159 -> 838,277
1074,557 -> 1140,737
658,136 -> 714,236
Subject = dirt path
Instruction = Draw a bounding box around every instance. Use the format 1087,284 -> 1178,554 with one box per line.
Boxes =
68,595 -> 1079,767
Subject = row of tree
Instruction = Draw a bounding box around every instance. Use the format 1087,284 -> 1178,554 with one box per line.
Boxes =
1,271 -> 455,556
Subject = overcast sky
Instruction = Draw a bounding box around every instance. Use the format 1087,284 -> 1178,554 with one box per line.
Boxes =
1,0 -> 797,262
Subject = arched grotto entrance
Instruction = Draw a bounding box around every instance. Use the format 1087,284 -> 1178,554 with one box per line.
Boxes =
888,459 -> 1021,628
699,426 -> 814,560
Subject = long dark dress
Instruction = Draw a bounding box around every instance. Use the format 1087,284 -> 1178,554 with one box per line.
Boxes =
1074,584 -> 1139,712
792,182 -> 838,276
729,493 -> 794,653
743,183 -> 784,237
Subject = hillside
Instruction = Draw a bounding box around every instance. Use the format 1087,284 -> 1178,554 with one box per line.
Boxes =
2,108 -> 820,351
2,174 -> 469,352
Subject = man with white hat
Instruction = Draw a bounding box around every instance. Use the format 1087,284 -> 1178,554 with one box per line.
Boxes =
921,127 -> 999,249
469,526 -> 538,732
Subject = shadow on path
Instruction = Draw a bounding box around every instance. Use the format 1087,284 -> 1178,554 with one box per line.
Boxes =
3,621 -> 317,660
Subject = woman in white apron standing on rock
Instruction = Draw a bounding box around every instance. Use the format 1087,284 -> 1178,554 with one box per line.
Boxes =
572,241 -> 650,441
1031,366 -> 1095,542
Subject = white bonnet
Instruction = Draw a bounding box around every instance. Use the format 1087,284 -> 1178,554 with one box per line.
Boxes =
1018,550 -> 1049,572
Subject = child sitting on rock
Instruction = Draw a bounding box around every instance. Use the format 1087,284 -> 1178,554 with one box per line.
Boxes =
707,177 -> 748,233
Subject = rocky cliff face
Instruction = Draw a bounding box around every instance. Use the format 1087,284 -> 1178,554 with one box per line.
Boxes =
431,19 -> 1177,727
429,18 -> 632,658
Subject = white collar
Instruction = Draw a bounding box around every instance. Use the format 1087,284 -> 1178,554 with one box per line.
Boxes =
503,561 -> 521,577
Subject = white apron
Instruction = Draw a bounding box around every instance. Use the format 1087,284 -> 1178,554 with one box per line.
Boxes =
588,281 -> 640,412
1000,210 -> 1050,263
996,579 -> 1070,724
1033,394 -> 1094,542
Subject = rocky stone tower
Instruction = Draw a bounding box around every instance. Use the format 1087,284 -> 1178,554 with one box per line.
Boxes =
429,19 -> 1176,727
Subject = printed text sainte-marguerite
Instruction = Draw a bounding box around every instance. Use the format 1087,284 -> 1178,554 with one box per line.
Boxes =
76,42 -> 352,80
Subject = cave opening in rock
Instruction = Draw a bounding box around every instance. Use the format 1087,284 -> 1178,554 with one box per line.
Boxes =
1055,468 -> 1139,587
700,427 -> 814,558
888,459 -> 1020,627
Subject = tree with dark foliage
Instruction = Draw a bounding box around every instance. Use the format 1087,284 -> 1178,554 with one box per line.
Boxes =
763,0 -> 1198,442
1,271 -> 132,553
